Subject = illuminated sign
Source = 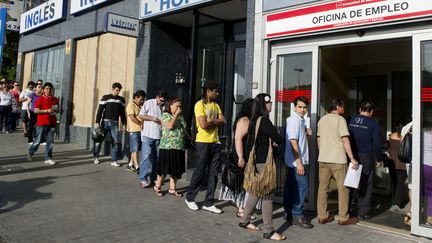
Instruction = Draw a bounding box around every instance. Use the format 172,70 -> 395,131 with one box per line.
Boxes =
140,0 -> 212,19
266,0 -> 432,38
20,0 -> 65,34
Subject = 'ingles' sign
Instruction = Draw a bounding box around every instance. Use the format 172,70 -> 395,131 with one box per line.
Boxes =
71,0 -> 113,15
20,0 -> 65,34
139,0 -> 212,19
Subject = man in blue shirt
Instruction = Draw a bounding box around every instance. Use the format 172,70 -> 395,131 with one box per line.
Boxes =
347,101 -> 383,220
283,96 -> 313,229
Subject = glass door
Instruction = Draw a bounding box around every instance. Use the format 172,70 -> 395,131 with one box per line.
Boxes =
412,32 -> 432,238
269,45 -> 319,207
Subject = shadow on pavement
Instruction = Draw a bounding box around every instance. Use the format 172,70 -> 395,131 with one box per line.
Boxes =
0,176 -> 55,214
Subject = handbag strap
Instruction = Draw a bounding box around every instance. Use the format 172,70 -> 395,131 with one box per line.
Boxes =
251,117 -> 262,148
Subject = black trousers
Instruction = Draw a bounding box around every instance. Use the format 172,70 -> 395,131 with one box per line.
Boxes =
390,169 -> 407,207
186,142 -> 221,206
357,153 -> 374,215
27,111 -> 37,143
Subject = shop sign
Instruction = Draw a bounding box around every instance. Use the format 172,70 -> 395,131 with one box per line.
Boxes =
71,0 -> 113,15
104,13 -> 139,37
266,0 -> 432,38
19,0 -> 66,34
139,0 -> 212,19
0,0 -> 24,32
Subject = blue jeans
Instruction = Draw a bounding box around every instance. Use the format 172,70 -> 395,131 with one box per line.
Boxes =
28,125 -> 55,160
139,136 -> 160,182
93,120 -> 119,161
283,166 -> 308,218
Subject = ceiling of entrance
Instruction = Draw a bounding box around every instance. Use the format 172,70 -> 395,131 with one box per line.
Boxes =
156,0 -> 247,27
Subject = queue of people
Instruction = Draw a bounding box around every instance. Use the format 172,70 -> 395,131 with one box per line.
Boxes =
5,76 -> 430,239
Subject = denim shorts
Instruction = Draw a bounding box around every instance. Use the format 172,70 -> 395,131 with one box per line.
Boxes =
129,132 -> 141,152
21,110 -> 29,122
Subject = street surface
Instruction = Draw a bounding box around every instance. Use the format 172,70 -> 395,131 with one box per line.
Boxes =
0,132 -> 430,242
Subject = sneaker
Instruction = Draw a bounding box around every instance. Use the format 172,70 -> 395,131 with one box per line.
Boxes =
185,199 -> 199,211
93,158 -> 100,164
28,142 -> 33,145
389,205 -> 404,214
26,153 -> 32,162
126,165 -> 137,172
139,180 -> 151,188
110,161 -> 120,167
44,159 -> 56,165
202,205 -> 222,214
40,142 -> 46,146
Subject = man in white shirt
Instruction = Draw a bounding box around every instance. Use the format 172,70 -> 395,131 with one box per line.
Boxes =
19,81 -> 35,137
138,90 -> 168,187
283,96 -> 313,229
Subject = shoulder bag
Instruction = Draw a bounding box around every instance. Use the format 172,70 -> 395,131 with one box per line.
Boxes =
243,117 -> 277,197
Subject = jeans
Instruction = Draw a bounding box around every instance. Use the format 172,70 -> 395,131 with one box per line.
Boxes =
0,105 -> 12,132
93,120 -> 119,161
139,136 -> 160,183
283,166 -> 309,218
186,142 -> 221,207
28,125 -> 55,160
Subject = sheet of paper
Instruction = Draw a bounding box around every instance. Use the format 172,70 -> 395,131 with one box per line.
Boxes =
344,163 -> 363,189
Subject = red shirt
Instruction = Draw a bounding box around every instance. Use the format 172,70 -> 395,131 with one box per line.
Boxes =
35,95 -> 59,126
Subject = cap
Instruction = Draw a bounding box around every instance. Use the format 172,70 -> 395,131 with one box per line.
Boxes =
201,80 -> 219,89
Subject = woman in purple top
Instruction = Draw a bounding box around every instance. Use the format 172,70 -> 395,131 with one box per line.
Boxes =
27,84 -> 43,144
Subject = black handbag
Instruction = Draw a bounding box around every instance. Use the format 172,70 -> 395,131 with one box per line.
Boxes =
398,132 -> 412,164
221,153 -> 244,194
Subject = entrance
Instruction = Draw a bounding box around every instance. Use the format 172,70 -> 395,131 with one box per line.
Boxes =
269,33 -> 432,237
320,38 -> 412,232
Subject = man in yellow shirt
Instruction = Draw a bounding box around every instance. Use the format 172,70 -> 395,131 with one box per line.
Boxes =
126,90 -> 146,172
185,80 -> 226,214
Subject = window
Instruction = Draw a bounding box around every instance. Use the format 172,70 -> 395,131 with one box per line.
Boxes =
25,0 -> 49,11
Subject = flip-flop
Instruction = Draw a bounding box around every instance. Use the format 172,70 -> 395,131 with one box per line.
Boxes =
263,231 -> 286,241
239,222 -> 260,231
236,211 -> 257,220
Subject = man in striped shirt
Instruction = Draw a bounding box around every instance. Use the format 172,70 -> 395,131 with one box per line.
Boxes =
93,82 -> 127,166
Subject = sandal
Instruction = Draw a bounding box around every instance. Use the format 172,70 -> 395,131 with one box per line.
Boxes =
239,221 -> 260,231
168,189 -> 183,197
153,186 -> 163,197
263,231 -> 286,241
236,211 -> 256,220
404,212 -> 411,226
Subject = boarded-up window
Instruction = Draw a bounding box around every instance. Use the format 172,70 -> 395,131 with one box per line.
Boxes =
72,33 -> 136,127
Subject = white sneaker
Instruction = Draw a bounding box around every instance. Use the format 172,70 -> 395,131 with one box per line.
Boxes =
40,142 -> 46,146
185,199 -> 199,211
26,153 -> 32,162
28,142 -> 33,145
44,159 -> 56,165
110,161 -> 120,167
202,205 -> 222,214
93,158 -> 100,164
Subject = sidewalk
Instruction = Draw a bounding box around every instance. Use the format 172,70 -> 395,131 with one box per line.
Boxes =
0,132 -> 430,243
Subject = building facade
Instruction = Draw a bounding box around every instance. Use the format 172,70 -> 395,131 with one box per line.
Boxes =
252,0 -> 432,238
16,0 -> 255,158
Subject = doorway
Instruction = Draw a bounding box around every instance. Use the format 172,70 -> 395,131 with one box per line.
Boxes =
320,38 -> 412,232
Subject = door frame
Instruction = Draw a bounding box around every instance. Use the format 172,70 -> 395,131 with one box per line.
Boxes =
267,27 -> 432,238
412,31 -> 432,238
269,45 -> 319,206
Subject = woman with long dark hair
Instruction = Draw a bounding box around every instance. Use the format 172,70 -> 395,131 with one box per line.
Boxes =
239,93 -> 286,241
153,97 -> 186,197
219,98 -> 255,217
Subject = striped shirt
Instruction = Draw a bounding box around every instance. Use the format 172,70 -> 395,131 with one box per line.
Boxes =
95,94 -> 126,125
